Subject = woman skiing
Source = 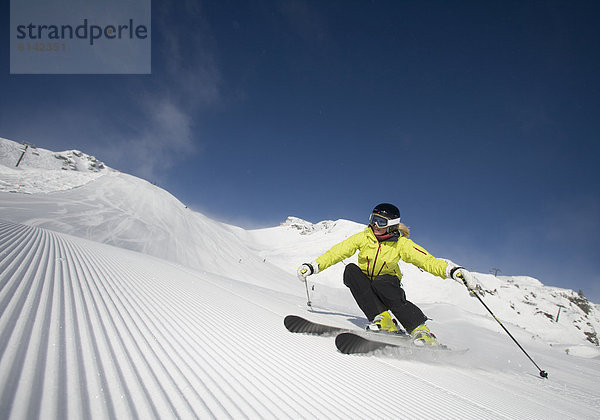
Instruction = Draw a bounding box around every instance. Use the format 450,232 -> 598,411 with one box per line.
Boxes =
297,203 -> 478,346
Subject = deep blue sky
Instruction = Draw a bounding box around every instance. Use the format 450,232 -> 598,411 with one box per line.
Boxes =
2,1 -> 599,303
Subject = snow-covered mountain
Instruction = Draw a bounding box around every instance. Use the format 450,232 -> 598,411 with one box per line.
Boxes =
1,137 -> 599,419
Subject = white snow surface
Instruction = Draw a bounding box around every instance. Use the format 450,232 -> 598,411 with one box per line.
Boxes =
1,137 -> 600,419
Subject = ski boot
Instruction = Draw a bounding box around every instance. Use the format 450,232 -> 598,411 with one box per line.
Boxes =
411,324 -> 440,346
366,311 -> 399,333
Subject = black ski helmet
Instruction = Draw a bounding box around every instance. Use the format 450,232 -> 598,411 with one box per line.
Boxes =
371,203 -> 400,220
369,203 -> 401,232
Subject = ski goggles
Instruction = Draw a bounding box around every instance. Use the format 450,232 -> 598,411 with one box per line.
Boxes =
369,213 -> 400,228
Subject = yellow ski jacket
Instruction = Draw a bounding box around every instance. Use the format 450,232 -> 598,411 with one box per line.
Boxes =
315,226 -> 448,281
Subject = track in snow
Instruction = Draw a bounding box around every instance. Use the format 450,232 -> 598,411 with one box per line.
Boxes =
1,220 -> 598,419
0,220 -> 296,418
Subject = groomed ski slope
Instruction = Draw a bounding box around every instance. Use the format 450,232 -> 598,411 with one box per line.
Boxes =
1,220 -> 599,419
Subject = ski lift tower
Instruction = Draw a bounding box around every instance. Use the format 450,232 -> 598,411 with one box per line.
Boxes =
15,142 -> 37,167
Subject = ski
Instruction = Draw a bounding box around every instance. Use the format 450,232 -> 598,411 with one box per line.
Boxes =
284,315 -> 410,339
335,332 -> 467,356
284,315 -> 348,336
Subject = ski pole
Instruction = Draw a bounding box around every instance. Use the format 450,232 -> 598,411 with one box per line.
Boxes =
304,279 -> 312,309
458,273 -> 548,378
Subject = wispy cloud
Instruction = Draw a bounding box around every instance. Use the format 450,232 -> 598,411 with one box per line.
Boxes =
3,0 -> 221,181
108,0 -> 220,179
113,99 -> 196,180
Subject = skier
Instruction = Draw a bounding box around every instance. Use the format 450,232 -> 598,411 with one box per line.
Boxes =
297,203 -> 479,346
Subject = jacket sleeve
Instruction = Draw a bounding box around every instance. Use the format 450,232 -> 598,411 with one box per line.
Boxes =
315,232 -> 363,272
399,238 -> 448,279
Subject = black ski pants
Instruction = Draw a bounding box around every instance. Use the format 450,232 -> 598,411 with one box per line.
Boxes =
343,263 -> 427,333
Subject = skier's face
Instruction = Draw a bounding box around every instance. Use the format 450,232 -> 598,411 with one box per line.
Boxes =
372,225 -> 387,236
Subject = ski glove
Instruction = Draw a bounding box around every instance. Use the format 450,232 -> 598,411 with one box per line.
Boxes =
297,261 -> 319,282
445,260 -> 479,290
454,268 -> 478,290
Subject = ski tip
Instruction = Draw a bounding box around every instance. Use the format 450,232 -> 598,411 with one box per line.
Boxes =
283,315 -> 302,332
335,333 -> 358,354
284,315 -> 346,336
335,332 -> 389,355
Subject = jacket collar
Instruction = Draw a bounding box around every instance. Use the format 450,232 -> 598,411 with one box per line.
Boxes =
366,226 -> 400,243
